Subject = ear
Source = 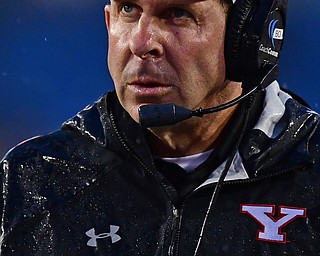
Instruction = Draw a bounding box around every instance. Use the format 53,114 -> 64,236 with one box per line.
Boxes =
104,5 -> 111,32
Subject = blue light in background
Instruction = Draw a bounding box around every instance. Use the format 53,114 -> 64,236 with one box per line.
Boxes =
1,0 -> 319,158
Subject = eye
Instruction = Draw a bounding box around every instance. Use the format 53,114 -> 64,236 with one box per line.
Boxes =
119,2 -> 141,20
165,7 -> 194,24
122,4 -> 134,14
172,8 -> 191,19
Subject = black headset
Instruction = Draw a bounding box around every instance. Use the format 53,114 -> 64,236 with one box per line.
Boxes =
225,0 -> 288,87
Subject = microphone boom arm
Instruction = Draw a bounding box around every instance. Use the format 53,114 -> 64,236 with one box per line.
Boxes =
139,64 -> 278,127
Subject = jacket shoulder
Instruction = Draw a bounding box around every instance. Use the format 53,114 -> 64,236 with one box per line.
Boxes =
0,125 -> 123,233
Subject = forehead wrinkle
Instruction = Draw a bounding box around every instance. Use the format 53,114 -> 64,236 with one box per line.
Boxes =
155,0 -> 211,7
163,0 -> 208,3
110,0 -> 216,20
110,0 -> 208,5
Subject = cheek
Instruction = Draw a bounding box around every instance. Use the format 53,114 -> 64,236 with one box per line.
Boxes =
195,34 -> 226,80
108,21 -> 131,61
173,27 -> 225,71
107,34 -> 129,84
177,40 -> 227,104
181,43 -> 226,84
108,41 -> 120,74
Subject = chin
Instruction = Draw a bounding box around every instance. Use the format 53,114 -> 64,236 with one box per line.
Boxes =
127,107 -> 140,124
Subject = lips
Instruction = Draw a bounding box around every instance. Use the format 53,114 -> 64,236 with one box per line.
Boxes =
127,81 -> 172,96
128,75 -> 171,86
123,62 -> 176,100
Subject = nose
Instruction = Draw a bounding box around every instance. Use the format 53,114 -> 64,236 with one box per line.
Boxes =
129,16 -> 164,59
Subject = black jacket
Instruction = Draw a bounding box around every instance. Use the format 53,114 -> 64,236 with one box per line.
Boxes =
1,82 -> 320,255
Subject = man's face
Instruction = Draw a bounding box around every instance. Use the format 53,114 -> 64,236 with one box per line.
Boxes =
105,0 -> 228,123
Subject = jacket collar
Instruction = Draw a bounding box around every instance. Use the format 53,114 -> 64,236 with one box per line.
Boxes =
63,82 -> 318,186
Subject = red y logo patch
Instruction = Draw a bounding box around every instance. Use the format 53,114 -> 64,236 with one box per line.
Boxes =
240,204 -> 306,243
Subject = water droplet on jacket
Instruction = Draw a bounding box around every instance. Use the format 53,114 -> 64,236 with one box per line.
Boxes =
2,160 -> 9,171
249,145 -> 261,155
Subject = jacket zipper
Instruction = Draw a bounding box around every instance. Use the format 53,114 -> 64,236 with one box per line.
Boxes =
194,164 -> 311,193
110,112 -> 187,255
226,164 -> 310,185
109,111 -> 151,172
168,205 -> 183,256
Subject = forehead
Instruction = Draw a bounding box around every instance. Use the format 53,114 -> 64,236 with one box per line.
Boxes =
108,0 -> 222,13
108,0 -> 228,24
109,0 -> 211,5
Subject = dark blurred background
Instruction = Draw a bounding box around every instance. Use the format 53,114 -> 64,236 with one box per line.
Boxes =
1,0 -> 319,159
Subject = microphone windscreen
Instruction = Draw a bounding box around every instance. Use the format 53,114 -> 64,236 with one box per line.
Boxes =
139,104 -> 193,127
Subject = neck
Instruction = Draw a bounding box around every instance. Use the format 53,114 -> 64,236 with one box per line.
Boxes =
147,81 -> 242,157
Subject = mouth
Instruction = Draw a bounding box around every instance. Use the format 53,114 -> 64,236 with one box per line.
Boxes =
127,80 -> 173,96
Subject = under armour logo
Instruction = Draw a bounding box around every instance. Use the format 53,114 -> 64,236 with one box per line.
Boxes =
241,204 -> 306,243
86,225 -> 121,247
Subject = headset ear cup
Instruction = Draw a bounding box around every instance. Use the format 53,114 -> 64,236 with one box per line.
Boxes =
225,0 -> 255,82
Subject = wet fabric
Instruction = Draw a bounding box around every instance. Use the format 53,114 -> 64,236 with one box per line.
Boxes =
0,81 -> 320,255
